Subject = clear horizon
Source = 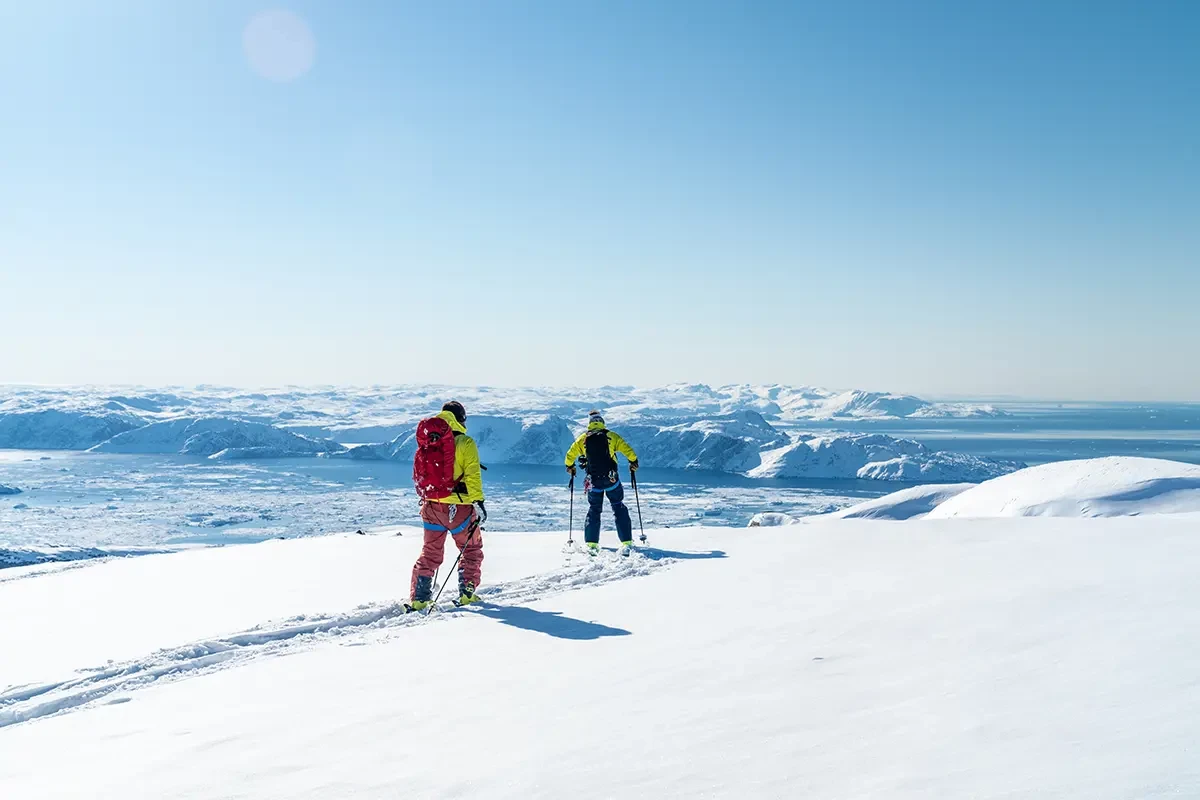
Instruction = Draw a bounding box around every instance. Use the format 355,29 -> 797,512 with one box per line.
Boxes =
3,2 -> 1198,400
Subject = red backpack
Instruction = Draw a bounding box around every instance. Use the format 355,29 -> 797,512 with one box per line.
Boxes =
412,416 -> 458,500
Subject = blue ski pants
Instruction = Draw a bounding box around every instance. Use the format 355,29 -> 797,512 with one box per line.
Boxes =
585,480 -> 633,544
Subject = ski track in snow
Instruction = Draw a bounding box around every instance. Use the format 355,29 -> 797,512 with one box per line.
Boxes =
0,548 -> 673,730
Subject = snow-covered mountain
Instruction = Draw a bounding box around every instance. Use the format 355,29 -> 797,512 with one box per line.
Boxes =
749,433 -> 1022,481
0,409 -> 142,450
0,382 -> 1006,446
616,410 -> 790,473
333,410 -> 1018,482
0,385 -> 1024,482
88,418 -> 347,459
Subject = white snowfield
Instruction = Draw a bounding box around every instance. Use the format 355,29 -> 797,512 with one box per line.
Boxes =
5,496 -> 1200,797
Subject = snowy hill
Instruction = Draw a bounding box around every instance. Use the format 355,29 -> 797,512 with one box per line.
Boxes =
3,518 -> 1200,797
749,433 -> 1023,481
927,456 -> 1200,518
88,418 -> 346,459
830,483 -> 975,520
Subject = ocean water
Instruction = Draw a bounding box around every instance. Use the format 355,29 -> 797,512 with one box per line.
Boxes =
2,403 -> 1198,555
792,403 -> 1200,466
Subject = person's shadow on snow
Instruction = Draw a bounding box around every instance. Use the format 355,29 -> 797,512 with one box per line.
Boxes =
473,604 -> 631,640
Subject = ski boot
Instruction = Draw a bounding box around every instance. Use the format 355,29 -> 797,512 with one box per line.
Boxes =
586,542 -> 600,557
405,575 -> 434,613
454,580 -> 481,607
619,540 -> 633,558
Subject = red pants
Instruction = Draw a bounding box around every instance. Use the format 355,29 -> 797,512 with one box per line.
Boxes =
410,501 -> 484,599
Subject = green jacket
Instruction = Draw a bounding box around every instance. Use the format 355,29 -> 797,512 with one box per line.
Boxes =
564,420 -> 639,467
429,410 -> 485,504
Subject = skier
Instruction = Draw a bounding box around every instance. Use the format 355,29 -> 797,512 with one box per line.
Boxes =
409,401 -> 486,610
564,410 -> 640,555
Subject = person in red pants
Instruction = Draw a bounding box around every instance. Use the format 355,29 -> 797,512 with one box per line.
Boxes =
409,401 -> 486,609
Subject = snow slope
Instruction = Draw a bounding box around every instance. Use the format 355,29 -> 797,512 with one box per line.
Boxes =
830,483 -> 975,520
928,456 -> 1200,518
3,519 -> 1200,798
88,418 -> 346,459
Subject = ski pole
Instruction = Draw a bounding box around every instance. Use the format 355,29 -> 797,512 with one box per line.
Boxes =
567,475 -> 575,546
431,518 -> 480,607
631,470 -> 647,544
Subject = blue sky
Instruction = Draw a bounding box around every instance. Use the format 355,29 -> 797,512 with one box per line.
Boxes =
2,1 -> 1197,400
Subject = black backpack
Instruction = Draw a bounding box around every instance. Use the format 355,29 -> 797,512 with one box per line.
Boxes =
583,429 -> 618,481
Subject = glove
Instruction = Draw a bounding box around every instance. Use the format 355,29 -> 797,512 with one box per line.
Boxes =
630,460 -> 640,472
474,501 -> 487,523
566,465 -> 577,477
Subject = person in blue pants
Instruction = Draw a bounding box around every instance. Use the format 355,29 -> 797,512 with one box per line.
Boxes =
564,411 -> 640,555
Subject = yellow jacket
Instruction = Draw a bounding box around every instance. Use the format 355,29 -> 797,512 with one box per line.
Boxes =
564,420 -> 639,467
429,410 -> 485,504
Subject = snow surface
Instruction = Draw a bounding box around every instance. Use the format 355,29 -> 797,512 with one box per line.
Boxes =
927,456 -> 1200,518
3,518 -> 1200,798
830,483 -> 975,520
0,484 -> 20,496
